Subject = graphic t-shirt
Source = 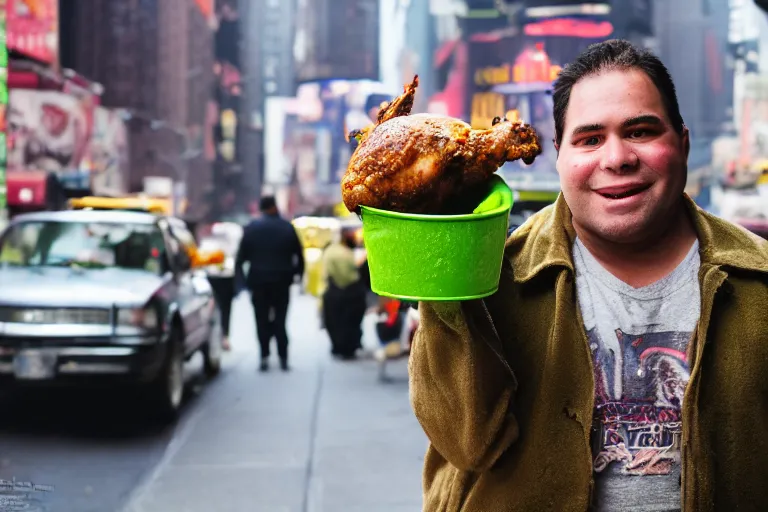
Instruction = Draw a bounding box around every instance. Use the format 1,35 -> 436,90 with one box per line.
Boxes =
573,238 -> 701,512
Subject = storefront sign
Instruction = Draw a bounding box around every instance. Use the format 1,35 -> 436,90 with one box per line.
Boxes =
471,44 -> 562,129
6,0 -> 58,65
475,62 -> 561,86
475,44 -> 562,88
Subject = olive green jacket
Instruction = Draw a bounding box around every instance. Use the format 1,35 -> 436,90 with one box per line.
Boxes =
410,195 -> 768,511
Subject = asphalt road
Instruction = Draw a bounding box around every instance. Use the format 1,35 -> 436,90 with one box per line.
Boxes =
0,289 -> 426,512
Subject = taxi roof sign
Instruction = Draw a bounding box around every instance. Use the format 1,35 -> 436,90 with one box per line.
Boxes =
69,196 -> 173,215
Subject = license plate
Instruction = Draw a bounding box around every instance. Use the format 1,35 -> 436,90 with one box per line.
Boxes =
13,350 -> 57,380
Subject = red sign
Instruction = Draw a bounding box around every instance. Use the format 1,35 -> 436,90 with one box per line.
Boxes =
6,170 -> 48,207
194,0 -> 214,20
524,19 -> 614,39
6,0 -> 58,65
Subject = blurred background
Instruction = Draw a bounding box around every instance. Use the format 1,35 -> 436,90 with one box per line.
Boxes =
0,1 -> 766,511
0,0 -> 764,231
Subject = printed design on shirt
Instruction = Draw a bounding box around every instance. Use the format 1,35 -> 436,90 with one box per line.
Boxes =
589,327 -> 691,477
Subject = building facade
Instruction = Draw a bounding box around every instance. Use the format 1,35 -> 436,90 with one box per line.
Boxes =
58,0 -> 214,218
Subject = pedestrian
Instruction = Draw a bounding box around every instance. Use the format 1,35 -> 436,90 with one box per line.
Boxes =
204,224 -> 243,352
410,39 -> 768,511
208,273 -> 234,351
321,227 -> 367,359
235,196 -> 305,372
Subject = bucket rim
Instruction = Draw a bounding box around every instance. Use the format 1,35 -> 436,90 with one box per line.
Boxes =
360,176 -> 513,222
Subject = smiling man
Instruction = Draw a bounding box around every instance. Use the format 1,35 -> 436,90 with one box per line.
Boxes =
410,40 -> 768,511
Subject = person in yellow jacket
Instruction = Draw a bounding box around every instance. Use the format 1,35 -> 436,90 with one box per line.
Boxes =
321,228 -> 367,359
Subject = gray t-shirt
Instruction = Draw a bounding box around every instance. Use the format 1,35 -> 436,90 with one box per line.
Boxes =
573,237 -> 701,512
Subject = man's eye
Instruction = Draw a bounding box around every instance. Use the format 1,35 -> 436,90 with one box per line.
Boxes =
629,129 -> 647,138
583,136 -> 600,146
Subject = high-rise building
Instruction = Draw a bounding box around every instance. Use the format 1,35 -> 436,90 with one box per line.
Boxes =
653,0 -> 732,169
58,0 -> 214,218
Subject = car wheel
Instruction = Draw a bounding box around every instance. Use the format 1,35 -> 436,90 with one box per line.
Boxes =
146,328 -> 185,423
203,310 -> 223,378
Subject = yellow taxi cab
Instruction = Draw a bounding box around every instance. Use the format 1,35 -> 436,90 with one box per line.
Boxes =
758,168 -> 768,186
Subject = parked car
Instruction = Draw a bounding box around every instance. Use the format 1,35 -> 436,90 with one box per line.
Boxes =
0,209 -> 225,422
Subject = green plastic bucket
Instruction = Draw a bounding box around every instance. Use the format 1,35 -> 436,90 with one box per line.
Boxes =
360,175 -> 513,301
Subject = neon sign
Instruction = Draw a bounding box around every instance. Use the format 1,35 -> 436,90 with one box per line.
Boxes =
471,44 -> 561,129
475,44 -> 562,86
524,19 -> 614,38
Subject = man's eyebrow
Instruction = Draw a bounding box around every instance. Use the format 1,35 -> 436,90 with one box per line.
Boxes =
621,115 -> 663,128
570,123 -> 603,137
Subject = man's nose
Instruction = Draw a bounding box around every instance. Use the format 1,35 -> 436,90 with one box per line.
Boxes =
600,136 -> 638,173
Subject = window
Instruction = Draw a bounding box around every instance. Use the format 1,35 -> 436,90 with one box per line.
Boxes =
0,221 -> 166,273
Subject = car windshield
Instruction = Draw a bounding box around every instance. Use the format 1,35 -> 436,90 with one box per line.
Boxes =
0,220 -> 167,272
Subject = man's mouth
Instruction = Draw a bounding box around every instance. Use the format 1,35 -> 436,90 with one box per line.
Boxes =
595,183 -> 652,200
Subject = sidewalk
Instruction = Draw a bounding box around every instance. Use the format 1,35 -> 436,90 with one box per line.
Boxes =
121,289 -> 427,512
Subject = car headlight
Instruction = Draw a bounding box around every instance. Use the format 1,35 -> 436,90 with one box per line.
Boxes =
116,307 -> 158,330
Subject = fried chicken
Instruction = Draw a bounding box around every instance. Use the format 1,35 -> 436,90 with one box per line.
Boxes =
341,75 -> 542,214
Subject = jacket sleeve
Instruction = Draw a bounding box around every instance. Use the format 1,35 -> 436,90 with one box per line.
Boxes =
234,231 -> 248,291
409,299 -> 519,472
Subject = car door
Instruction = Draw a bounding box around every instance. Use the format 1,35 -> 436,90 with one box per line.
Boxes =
168,219 -> 212,349
158,221 -> 200,353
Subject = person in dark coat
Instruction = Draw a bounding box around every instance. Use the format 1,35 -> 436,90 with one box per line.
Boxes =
235,196 -> 304,371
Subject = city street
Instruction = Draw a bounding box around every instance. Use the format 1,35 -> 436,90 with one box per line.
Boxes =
0,289 -> 426,512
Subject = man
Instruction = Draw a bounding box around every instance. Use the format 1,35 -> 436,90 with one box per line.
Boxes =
410,40 -> 768,511
236,196 -> 304,371
321,227 -> 367,359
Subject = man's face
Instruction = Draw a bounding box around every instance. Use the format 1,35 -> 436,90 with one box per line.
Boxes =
556,68 -> 689,244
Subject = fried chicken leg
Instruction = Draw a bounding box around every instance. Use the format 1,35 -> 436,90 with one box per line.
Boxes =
342,76 -> 542,214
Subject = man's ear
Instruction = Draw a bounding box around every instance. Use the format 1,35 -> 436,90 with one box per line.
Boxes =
553,139 -> 560,154
681,125 -> 690,158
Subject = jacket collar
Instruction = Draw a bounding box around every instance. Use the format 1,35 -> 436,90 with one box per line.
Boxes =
508,193 -> 768,284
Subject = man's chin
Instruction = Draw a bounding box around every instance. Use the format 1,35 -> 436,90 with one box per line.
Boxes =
577,214 -> 656,245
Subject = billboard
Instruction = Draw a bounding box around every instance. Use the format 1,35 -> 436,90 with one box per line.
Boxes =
294,0 -> 379,83
263,80 -> 394,218
6,0 -> 58,65
7,89 -> 95,188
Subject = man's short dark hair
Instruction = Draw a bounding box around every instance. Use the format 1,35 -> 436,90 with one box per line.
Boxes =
259,195 -> 277,212
552,39 -> 684,147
